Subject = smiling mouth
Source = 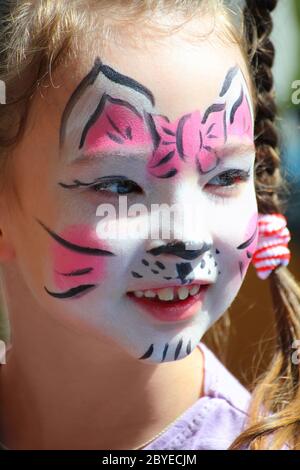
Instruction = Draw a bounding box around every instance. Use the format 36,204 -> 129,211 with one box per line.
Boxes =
126,283 -> 210,322
126,283 -> 210,302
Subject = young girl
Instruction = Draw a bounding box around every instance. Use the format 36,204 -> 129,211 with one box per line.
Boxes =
0,0 -> 299,451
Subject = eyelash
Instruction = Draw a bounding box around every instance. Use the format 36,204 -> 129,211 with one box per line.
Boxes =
87,169 -> 251,197
205,169 -> 252,201
90,178 -> 143,195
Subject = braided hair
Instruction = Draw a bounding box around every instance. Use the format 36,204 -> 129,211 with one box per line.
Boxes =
229,0 -> 300,450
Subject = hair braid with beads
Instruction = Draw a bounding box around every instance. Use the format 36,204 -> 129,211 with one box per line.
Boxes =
229,0 -> 300,450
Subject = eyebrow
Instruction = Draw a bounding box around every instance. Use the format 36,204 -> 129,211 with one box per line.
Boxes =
69,141 -> 255,166
213,142 -> 255,158
69,149 -> 150,166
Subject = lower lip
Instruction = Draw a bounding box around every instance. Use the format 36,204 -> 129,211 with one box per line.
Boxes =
127,285 -> 209,322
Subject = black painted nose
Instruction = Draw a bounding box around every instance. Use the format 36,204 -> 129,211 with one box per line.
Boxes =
146,240 -> 211,261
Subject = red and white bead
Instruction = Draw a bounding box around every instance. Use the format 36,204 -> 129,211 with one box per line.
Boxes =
252,213 -> 291,280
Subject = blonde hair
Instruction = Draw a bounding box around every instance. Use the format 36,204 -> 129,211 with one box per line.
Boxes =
0,0 -> 299,450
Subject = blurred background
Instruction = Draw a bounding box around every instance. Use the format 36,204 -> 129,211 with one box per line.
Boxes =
0,0 -> 299,389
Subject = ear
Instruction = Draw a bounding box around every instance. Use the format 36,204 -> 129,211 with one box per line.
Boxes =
0,227 -> 16,262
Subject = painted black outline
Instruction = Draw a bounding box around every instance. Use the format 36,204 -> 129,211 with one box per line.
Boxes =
58,175 -> 130,190
176,262 -> 193,284
139,338 -> 193,362
196,153 -> 221,176
201,103 -> 226,125
230,86 -> 244,125
60,56 -> 154,148
60,58 -> 102,147
146,241 -> 211,260
35,218 -> 116,257
237,226 -> 258,250
219,66 -> 239,97
44,284 -> 97,299
55,267 -> 93,277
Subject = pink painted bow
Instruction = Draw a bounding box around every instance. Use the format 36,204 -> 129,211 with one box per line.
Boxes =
80,91 -> 253,179
147,89 -> 253,178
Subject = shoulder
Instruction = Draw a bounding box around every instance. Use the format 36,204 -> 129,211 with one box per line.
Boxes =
143,342 -> 251,450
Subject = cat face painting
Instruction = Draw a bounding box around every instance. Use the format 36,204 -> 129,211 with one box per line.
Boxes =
12,38 -> 258,363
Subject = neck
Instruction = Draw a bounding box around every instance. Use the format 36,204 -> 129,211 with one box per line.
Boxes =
0,263 -> 204,450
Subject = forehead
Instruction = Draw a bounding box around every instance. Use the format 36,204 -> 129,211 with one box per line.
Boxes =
57,24 -> 252,158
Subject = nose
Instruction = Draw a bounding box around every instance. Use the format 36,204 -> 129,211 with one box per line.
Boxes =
144,177 -> 213,271
146,239 -> 212,261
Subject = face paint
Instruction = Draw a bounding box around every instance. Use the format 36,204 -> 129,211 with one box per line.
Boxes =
36,56 -> 257,364
148,67 -> 253,180
237,212 -> 259,279
35,219 -> 114,297
61,59 -> 253,181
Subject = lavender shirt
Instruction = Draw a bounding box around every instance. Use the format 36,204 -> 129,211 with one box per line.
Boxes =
0,342 -> 251,450
141,342 -> 251,450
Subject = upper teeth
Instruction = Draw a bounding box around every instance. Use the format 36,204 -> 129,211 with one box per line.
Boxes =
132,284 -> 202,301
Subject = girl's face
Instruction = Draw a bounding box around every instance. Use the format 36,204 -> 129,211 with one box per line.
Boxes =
4,18 -> 258,363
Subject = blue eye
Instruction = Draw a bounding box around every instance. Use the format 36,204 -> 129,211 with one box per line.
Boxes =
205,169 -> 251,202
91,178 -> 143,195
206,169 -> 251,189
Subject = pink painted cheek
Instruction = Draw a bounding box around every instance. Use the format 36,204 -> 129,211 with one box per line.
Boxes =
240,212 -> 259,276
51,225 -> 110,290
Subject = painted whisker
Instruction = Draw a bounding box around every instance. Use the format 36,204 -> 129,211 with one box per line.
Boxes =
44,284 -> 97,299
